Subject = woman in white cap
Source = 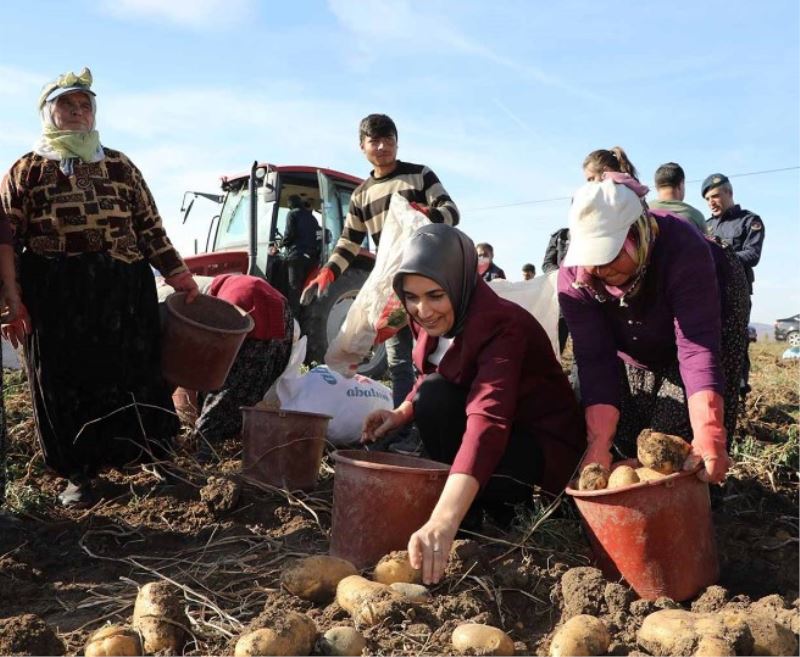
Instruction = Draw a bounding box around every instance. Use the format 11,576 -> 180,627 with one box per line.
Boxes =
558,172 -> 749,485
0,67 -> 198,507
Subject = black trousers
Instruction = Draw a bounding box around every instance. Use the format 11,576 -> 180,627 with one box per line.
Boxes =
285,253 -> 316,319
414,374 -> 543,507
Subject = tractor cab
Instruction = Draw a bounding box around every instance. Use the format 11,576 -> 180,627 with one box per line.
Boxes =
181,163 -> 386,377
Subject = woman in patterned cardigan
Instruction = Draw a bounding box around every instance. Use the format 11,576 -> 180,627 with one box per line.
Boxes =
0,68 -> 198,507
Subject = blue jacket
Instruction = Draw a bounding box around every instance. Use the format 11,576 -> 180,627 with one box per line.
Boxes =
706,204 -> 764,292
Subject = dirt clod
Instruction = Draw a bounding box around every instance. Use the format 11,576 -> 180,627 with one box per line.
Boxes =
560,567 -> 607,618
692,585 -> 730,613
200,475 -> 241,514
0,614 -> 65,656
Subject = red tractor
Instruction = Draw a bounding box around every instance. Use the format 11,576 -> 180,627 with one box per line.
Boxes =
180,162 -> 386,378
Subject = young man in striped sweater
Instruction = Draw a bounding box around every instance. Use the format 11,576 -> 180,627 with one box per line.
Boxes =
302,113 -> 460,452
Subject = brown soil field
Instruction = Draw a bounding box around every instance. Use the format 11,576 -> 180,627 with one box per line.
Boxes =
0,341 -> 796,655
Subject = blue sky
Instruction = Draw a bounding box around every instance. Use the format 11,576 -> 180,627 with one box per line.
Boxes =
0,0 -> 797,323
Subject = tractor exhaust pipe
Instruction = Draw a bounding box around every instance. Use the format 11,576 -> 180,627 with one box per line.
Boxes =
247,160 -> 258,275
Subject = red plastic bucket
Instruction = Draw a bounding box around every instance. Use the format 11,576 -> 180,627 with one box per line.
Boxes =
161,292 -> 254,391
329,450 -> 450,569
241,407 -> 331,491
566,460 -> 719,601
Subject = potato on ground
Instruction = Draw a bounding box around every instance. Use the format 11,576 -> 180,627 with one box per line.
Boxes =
578,463 -> 609,491
389,582 -> 430,602
335,575 -> 406,626
319,626 -> 366,656
637,608 -> 753,656
373,551 -> 422,585
280,555 -> 358,603
607,465 -> 640,489
637,430 -> 691,474
85,625 -> 142,657
234,612 -> 317,656
451,623 -> 515,656
549,615 -> 609,657
132,581 -> 186,654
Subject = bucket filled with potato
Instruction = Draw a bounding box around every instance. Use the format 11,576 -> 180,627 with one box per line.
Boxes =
566,430 -> 719,602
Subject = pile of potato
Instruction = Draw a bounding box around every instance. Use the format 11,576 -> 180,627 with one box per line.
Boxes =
578,430 -> 692,491
107,551 -> 518,656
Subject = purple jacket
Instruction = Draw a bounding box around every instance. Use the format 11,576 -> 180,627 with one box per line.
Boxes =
558,212 -> 728,409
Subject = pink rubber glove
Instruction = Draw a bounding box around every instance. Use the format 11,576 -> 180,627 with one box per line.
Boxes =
1,301 -> 31,349
165,271 -> 200,303
581,404 -> 620,470
300,266 -> 335,305
684,390 -> 729,484
601,171 -> 650,198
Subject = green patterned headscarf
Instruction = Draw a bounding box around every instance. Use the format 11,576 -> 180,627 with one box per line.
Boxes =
33,67 -> 104,171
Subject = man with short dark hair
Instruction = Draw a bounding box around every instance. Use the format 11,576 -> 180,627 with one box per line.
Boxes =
302,113 -> 459,453
650,162 -> 706,233
521,263 -> 536,280
702,173 -> 765,398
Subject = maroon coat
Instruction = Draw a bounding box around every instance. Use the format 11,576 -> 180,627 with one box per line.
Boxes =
406,278 -> 585,494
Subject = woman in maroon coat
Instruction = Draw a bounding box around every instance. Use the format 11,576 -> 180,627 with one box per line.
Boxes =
361,224 -> 585,584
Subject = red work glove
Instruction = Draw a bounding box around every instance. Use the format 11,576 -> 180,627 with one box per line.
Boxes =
581,404 -> 620,470
1,301 -> 31,349
165,271 -> 200,303
300,267 -> 335,306
684,390 -> 729,484
409,201 -> 430,217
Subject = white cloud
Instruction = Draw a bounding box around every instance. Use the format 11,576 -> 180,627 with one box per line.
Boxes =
98,0 -> 257,29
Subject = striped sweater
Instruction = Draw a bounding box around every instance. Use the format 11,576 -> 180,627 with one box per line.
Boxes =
328,161 -> 459,277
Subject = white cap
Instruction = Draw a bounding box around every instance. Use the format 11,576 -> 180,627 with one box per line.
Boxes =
562,179 -> 644,267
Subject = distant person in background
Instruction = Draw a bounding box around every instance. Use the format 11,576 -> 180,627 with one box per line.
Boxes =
0,67 -> 197,507
582,146 -> 639,182
649,162 -> 706,233
476,242 -> 506,281
282,194 -> 320,319
702,173 -> 765,399
542,228 -> 571,353
521,263 -> 536,280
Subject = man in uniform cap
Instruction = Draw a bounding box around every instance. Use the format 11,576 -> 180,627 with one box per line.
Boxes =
702,173 -> 765,398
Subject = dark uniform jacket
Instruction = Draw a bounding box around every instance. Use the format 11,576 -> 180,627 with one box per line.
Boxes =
542,228 -> 570,274
706,205 -> 764,293
283,207 -> 320,258
481,262 -> 506,282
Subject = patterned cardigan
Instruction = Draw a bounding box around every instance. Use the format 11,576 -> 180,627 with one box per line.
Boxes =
0,148 -> 187,276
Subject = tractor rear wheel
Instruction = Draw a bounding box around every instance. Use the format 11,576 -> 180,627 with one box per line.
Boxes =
303,267 -> 388,380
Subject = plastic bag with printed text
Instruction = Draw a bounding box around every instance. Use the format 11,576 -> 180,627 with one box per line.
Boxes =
325,193 -> 429,376
262,335 -> 393,444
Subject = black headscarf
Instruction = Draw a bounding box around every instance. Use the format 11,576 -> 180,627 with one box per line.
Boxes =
392,224 -> 478,338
